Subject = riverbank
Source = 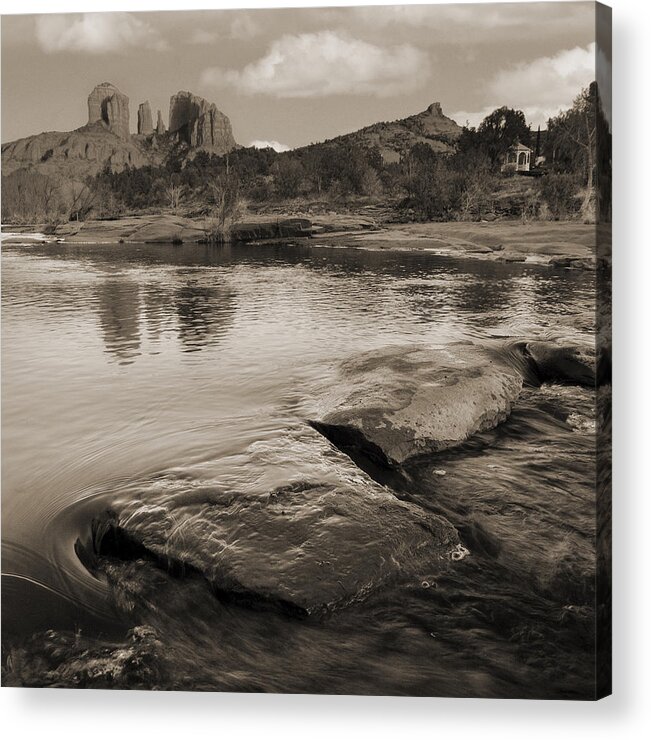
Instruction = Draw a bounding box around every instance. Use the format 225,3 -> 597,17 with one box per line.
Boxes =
1,213 -> 603,268
318,220 -> 601,268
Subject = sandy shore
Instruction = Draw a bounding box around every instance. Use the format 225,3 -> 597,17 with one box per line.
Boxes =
2,213 -> 603,268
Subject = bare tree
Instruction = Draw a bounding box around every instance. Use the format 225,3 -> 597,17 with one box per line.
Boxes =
545,84 -> 598,218
165,182 -> 185,213
68,182 -> 96,221
204,172 -> 241,242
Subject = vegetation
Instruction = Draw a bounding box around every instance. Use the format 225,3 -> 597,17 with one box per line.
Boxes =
202,169 -> 242,242
544,82 -> 606,220
2,83 -> 610,226
1,170 -> 65,225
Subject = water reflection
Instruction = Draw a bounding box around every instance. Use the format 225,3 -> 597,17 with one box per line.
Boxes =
141,282 -> 174,342
175,280 -> 235,352
96,280 -> 142,365
94,272 -> 236,361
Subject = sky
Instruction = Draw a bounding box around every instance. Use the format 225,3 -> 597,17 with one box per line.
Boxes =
1,2 -> 599,150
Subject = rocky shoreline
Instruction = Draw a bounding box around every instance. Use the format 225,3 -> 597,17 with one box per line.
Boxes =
1,214 -> 602,268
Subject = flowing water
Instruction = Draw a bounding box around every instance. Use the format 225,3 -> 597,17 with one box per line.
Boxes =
1,239 -> 597,697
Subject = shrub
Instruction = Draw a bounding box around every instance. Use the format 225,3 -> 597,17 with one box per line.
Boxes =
540,172 -> 579,220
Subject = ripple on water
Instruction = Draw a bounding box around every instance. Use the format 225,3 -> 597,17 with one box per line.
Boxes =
1,240 -> 597,696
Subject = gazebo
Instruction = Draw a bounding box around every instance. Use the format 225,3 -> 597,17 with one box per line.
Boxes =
502,142 -> 533,172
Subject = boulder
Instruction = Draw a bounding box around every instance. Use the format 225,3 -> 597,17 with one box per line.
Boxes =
311,341 -> 595,468
87,83 -> 130,140
498,251 -> 526,263
523,341 -> 595,387
311,343 -> 525,467
168,91 -> 236,153
137,101 -> 154,135
99,426 -> 459,616
550,256 -> 597,270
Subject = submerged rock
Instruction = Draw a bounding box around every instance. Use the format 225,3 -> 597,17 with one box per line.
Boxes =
100,426 -> 459,616
312,343 -> 525,467
2,626 -> 167,689
523,341 -> 595,387
311,340 -> 595,468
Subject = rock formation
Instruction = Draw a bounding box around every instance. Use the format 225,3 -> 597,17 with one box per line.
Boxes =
312,340 -> 595,468
137,101 -> 153,135
0,128 -> 148,179
1,83 -> 240,195
101,425 -> 460,616
168,91 -> 236,153
87,83 -> 130,140
155,110 -> 166,135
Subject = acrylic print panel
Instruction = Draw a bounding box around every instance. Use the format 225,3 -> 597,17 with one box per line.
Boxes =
0,2 -> 611,698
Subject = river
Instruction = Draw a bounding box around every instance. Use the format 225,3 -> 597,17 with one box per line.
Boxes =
1,239 -> 597,697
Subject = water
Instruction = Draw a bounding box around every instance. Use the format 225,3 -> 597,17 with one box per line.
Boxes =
1,240 -> 597,696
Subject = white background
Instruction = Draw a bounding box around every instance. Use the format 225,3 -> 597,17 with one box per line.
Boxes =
1,0 -> 648,737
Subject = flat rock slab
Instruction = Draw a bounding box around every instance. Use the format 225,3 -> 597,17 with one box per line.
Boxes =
107,426 -> 459,616
311,343 -> 526,467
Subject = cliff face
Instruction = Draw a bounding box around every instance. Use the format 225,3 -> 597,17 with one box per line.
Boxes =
87,83 -> 130,140
1,128 -> 150,179
137,102 -> 154,136
156,110 -> 166,135
168,92 -> 236,153
1,84 -> 238,180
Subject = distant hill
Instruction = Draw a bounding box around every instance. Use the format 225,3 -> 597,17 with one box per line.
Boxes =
2,88 -> 462,190
307,102 -> 462,162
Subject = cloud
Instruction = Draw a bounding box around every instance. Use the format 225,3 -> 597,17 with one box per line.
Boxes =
189,29 -> 220,45
188,14 -> 261,45
489,43 -> 595,110
448,107 -> 499,129
345,3 -> 594,43
249,140 -> 291,153
229,15 -> 262,41
452,43 -> 596,128
201,31 -> 430,98
35,13 -> 167,54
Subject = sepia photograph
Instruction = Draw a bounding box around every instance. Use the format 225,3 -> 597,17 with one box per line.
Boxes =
1,1 -> 611,700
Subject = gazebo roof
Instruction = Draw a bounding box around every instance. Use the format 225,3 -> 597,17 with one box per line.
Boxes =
508,142 -> 533,152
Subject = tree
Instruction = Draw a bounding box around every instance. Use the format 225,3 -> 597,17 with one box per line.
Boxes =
402,150 -> 466,221
544,83 -> 598,217
272,158 -> 305,199
1,170 -> 63,223
477,107 -> 530,169
204,172 -> 241,241
68,181 -> 96,221
456,154 -> 495,220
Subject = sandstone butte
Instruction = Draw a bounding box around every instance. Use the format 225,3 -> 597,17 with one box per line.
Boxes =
137,101 -> 154,136
0,82 -> 238,180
